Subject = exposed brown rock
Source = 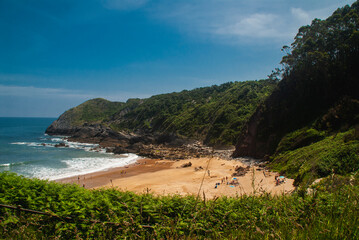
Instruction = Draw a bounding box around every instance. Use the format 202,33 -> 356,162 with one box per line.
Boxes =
180,162 -> 192,168
232,165 -> 250,177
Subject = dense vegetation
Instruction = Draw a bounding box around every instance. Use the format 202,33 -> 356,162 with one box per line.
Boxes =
234,1 -> 359,185
1,172 -> 358,239
112,80 -> 276,146
55,80 -> 276,146
62,98 -> 124,126
271,128 -> 359,186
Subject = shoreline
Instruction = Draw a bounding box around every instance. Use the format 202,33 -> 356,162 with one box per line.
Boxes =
56,157 -> 295,198
55,158 -> 170,188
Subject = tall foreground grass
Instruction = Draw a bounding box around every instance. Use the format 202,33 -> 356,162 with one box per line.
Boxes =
0,171 -> 358,239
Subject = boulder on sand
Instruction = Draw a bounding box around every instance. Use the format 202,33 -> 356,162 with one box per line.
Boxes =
180,162 -> 192,168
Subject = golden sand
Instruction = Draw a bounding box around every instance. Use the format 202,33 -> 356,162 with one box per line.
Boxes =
57,157 -> 295,199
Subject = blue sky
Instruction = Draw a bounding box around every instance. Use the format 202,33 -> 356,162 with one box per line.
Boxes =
0,0 -> 356,117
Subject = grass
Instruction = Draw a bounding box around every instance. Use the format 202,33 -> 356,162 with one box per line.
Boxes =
0,171 -> 358,239
270,129 -> 359,186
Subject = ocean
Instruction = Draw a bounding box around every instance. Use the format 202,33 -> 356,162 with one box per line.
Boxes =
0,117 -> 139,180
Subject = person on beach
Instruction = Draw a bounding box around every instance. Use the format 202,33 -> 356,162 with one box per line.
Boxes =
208,170 -> 210,176
275,176 -> 280,186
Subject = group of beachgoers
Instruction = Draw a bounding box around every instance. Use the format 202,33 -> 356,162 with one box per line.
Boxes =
213,173 -> 287,189
214,176 -> 240,189
275,175 -> 286,185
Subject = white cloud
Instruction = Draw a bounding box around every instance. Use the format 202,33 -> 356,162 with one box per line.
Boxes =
291,8 -> 311,25
214,13 -> 287,39
102,0 -> 149,10
145,0 -> 356,45
147,2 -> 294,44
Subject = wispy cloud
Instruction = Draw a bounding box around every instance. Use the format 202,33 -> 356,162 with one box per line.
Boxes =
0,84 -> 149,102
0,85 -> 93,99
214,13 -> 287,39
144,0 -> 355,45
0,84 -> 152,117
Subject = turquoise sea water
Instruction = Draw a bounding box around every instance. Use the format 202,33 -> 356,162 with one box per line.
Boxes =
0,117 -> 138,180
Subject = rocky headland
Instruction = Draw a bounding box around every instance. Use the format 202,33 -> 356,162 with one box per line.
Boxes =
46,121 -> 234,160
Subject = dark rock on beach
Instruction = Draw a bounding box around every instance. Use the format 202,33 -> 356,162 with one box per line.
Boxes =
46,105 -> 236,160
180,162 -> 192,168
55,142 -> 68,148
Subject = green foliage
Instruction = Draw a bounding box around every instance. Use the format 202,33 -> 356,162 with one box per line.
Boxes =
1,172 -> 359,239
113,80 -> 276,146
275,127 -> 325,154
315,97 -> 359,132
270,129 -> 359,186
235,0 -> 359,157
64,98 -> 124,126
59,80 -> 276,146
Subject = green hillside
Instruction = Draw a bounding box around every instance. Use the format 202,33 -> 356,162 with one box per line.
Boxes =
1,172 -> 358,239
49,80 -> 276,146
111,80 -> 276,146
61,98 -> 124,126
271,129 -> 359,186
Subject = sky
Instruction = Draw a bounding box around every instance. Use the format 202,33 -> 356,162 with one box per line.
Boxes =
0,0 -> 356,117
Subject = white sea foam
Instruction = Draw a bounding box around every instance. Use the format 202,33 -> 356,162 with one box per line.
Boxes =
11,139 -> 110,155
11,142 -> 28,145
11,142 -> 55,148
50,137 -> 64,142
64,140 -> 99,147
44,154 -> 139,180
28,142 -> 44,147
9,135 -> 133,180
0,162 -> 25,168
62,140 -> 107,153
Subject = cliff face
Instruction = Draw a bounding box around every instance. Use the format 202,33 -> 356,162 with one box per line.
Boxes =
46,113 -> 78,135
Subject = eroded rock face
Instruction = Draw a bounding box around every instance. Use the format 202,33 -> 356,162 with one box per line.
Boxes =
45,114 -> 78,135
232,108 -> 267,158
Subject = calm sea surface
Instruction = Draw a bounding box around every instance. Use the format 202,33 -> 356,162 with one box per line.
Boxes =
0,117 -> 138,180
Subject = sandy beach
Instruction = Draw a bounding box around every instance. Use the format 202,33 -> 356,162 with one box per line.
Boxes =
57,157 -> 295,199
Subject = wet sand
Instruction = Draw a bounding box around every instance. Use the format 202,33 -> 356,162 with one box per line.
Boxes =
56,157 -> 295,199
56,158 -> 172,188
